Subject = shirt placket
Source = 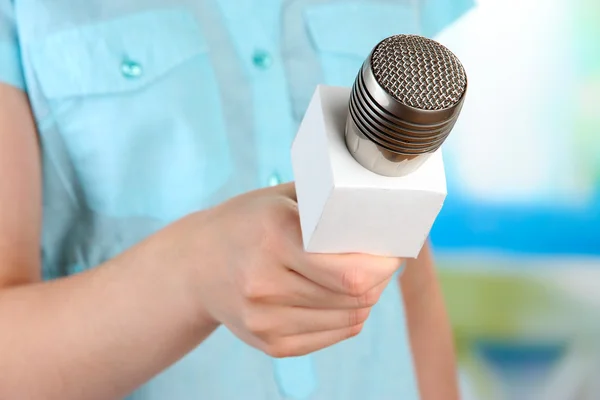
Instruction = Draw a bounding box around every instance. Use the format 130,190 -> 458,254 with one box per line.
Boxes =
217,0 -> 295,190
216,3 -> 318,398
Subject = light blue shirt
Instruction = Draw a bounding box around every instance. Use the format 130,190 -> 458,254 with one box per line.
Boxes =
0,1 -> 472,398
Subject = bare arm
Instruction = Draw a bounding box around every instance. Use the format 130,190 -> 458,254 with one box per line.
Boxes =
0,83 -> 218,399
400,241 -> 459,400
0,83 -> 41,285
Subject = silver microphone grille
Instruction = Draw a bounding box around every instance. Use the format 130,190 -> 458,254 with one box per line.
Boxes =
371,34 -> 467,111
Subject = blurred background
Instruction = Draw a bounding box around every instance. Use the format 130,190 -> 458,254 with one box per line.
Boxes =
429,0 -> 600,398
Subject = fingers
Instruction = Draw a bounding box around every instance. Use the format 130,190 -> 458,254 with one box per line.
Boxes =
273,270 -> 391,309
289,252 -> 403,297
261,324 -> 364,358
242,303 -> 371,340
277,306 -> 371,336
240,263 -> 392,309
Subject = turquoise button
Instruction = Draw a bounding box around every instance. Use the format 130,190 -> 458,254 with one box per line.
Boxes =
121,59 -> 143,79
267,172 -> 281,187
252,50 -> 273,70
69,264 -> 85,275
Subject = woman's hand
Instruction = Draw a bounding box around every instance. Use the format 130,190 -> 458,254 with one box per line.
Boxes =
185,182 -> 404,357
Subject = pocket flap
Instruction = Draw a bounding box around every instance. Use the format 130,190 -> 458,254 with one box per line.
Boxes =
304,2 -> 419,58
29,9 -> 207,99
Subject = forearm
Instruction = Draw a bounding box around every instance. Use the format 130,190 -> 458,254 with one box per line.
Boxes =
400,242 -> 458,400
0,221 -> 217,400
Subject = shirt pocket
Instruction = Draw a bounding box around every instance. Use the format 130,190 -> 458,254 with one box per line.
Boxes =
304,2 -> 420,88
29,9 -> 233,221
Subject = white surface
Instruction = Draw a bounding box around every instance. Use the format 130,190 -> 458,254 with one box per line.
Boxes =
291,85 -> 448,258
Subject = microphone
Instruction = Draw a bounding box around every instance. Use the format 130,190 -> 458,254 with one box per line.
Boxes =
345,34 -> 467,177
291,34 -> 467,257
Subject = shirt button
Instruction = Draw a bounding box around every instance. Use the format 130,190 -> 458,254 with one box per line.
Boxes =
121,59 -> 143,79
252,49 -> 273,70
267,172 -> 282,187
69,264 -> 85,275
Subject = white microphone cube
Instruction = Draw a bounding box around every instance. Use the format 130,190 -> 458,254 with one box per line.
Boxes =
291,85 -> 447,258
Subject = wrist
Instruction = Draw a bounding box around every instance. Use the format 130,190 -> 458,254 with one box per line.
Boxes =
147,214 -> 221,333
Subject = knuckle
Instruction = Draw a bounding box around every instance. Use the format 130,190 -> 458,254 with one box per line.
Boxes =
258,221 -> 285,256
357,289 -> 379,308
382,257 -> 404,276
347,309 -> 359,327
347,323 -> 364,338
342,267 -> 370,297
240,278 -> 266,301
241,309 -> 270,337
240,307 -> 255,329
247,211 -> 269,247
249,322 -> 271,339
255,198 -> 301,256
280,199 -> 299,221
356,308 -> 371,324
348,308 -> 370,327
271,198 -> 300,234
273,194 -> 297,210
257,221 -> 275,252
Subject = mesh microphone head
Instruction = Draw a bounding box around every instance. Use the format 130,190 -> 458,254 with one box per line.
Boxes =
371,34 -> 467,111
348,34 -> 467,159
